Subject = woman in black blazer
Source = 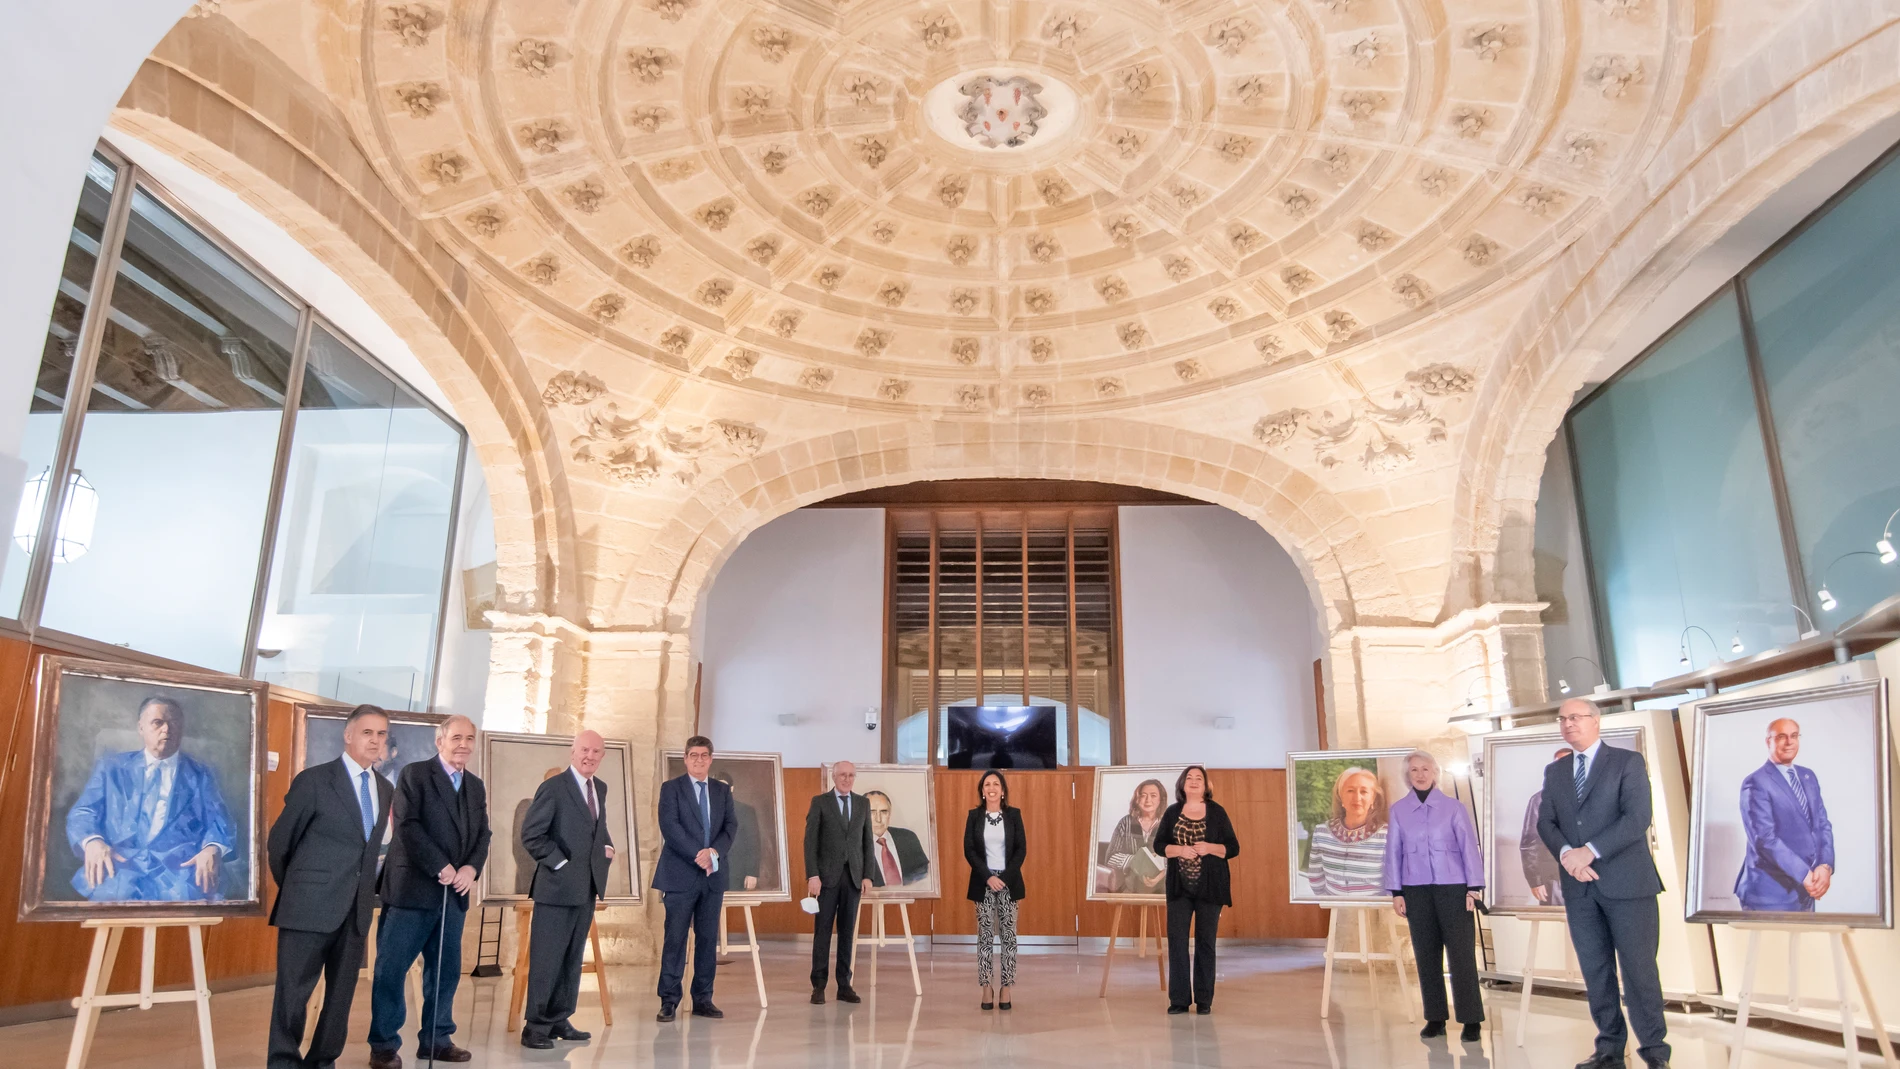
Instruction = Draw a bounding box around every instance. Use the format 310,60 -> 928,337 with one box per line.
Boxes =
963,769 -> 1026,1010
1154,764 -> 1240,1015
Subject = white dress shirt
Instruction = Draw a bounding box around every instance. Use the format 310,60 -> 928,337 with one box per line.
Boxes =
982,813 -> 1006,872
553,765 -> 599,871
689,774 -> 719,872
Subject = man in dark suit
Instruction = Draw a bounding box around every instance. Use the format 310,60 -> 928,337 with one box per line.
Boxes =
714,769 -> 762,892
1537,699 -> 1670,1069
1734,717 -> 1834,911
804,760 -> 874,1004
866,790 -> 929,886
519,730 -> 616,1050
266,704 -> 393,1069
1521,746 -> 1573,906
367,714 -> 491,1068
652,736 -> 737,1022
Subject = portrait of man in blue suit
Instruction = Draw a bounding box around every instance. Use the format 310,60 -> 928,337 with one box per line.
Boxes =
1734,716 -> 1834,912
64,696 -> 236,902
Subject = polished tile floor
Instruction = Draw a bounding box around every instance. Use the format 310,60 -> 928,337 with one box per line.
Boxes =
4,941 -> 1868,1068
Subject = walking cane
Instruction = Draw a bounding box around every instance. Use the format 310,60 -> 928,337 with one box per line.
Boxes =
427,882 -> 447,1069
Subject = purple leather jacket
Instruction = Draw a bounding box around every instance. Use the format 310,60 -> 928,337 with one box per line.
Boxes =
1381,789 -> 1484,893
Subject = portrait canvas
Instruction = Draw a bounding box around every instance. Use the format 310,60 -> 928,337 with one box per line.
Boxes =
293,705 -> 447,786
1286,749 -> 1413,904
1481,727 -> 1644,916
19,655 -> 267,921
479,731 -> 643,905
1086,764 -> 1189,903
1687,680 -> 1891,926
825,763 -> 938,900
661,749 -> 789,903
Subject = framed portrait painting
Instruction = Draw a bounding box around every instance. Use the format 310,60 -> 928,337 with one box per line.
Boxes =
292,703 -> 448,785
479,731 -> 644,906
1480,726 -> 1645,916
1085,764 -> 1189,903
1686,680 -> 1891,927
826,763 -> 938,900
19,655 -> 268,921
660,749 -> 790,903
1285,749 -> 1413,905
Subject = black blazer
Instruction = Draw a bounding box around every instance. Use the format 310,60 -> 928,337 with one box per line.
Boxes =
651,774 -> 738,893
963,806 -> 1027,902
520,769 -> 615,906
1535,743 -> 1663,900
268,757 -> 394,935
1153,801 -> 1242,906
804,791 -> 875,888
380,759 -> 491,913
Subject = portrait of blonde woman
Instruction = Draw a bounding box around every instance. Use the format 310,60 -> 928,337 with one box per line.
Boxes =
1306,766 -> 1390,897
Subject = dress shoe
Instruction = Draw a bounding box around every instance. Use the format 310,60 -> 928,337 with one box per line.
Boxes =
422,1044 -> 471,1063
1194,1005 -> 1210,1016
810,988 -> 826,1005
1001,1001 -> 1013,1011
656,1003 -> 678,1023
836,986 -> 861,1004
1460,1023 -> 1482,1043
520,1033 -> 554,1050
551,1023 -> 591,1042
1641,1062 -> 1670,1069
981,998 -> 994,1011
368,1049 -> 402,1069
1167,1005 -> 1189,1015
692,1002 -> 724,1019
1419,1021 -> 1447,1039
1575,1055 -> 1625,1069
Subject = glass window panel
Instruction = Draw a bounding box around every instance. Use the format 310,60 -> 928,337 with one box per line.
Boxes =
1746,154 -> 1900,623
0,155 -> 119,617
253,325 -> 462,711
1570,290 -> 1797,688
39,185 -> 299,671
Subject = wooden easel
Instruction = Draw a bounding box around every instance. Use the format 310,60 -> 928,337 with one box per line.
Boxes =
506,902 -> 614,1031
850,898 -> 922,996
1514,913 -> 1582,1046
1097,903 -> 1167,997
716,903 -> 769,1007
1318,904 -> 1414,1021
1726,923 -> 1898,1069
64,917 -> 220,1069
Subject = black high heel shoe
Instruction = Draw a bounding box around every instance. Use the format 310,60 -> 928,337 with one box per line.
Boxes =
981,991 -> 995,1010
999,1000 -> 1012,1011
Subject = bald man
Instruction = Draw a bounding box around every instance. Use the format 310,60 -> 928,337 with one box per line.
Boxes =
368,715 -> 491,1068
804,761 -> 875,1004
519,731 -> 617,1050
1735,717 -> 1834,912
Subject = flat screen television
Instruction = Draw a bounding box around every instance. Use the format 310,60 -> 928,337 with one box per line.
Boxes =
945,705 -> 1060,769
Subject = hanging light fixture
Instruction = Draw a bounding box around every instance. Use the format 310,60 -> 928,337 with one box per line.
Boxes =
1730,632 -> 1745,655
12,467 -> 98,564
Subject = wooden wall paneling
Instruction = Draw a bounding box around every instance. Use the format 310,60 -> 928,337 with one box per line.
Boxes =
748,767 -> 823,935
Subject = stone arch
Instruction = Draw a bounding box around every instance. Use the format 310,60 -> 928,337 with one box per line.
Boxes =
110,16 -> 579,616
1451,0 -> 1900,607
607,418 -> 1415,637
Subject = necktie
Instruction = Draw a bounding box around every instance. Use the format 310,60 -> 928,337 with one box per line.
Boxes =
358,770 -> 376,840
1786,767 -> 1813,823
697,780 -> 711,848
450,769 -> 462,793
136,762 -> 163,847
1574,753 -> 1588,802
840,793 -> 850,821
586,778 -> 598,822
879,838 -> 902,886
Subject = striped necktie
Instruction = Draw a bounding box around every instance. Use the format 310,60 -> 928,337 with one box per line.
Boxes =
1574,752 -> 1588,802
1784,767 -> 1812,823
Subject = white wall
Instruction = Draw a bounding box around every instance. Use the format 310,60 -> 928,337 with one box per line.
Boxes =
699,508 -> 886,766
1118,505 -> 1321,767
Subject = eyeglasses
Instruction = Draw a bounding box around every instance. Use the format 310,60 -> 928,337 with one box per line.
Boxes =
1556,713 -> 1597,726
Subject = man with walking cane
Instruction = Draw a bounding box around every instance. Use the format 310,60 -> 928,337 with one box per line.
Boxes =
368,715 -> 490,1068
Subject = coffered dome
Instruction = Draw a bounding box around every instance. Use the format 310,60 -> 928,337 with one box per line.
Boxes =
352,0 -> 1683,414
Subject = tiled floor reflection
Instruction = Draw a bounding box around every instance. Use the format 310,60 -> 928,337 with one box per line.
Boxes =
1,941 -> 1869,1067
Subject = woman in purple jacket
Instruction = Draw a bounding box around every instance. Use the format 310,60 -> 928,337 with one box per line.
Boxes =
1384,749 -> 1485,1043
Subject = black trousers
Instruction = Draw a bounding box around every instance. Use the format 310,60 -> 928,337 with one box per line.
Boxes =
1400,884 -> 1485,1024
1567,885 -> 1670,1066
524,902 -> 594,1038
268,907 -> 367,1069
1166,893 -> 1222,1010
658,884 -> 723,1005
810,880 -> 863,990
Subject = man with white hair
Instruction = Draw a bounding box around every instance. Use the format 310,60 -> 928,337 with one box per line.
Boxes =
368,714 -> 491,1068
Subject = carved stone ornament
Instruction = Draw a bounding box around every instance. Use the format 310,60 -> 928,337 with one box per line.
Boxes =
723,348 -> 759,379
870,220 -> 897,244
1281,265 -> 1317,295
1355,224 -> 1392,252
696,278 -> 734,307
1319,147 -> 1353,179
752,25 -> 794,63
1461,234 -> 1498,267
518,122 -> 565,155
650,158 -> 698,183
1022,383 -> 1052,407
877,281 -> 909,308
1324,309 -> 1360,341
1418,167 -> 1456,197
1517,185 -> 1562,216
1117,322 -> 1149,350
954,384 -> 988,412
854,136 -> 889,170
1037,175 -> 1073,205
745,235 -> 781,265
878,378 -> 912,401
1218,136 -> 1254,164
1027,234 -> 1060,263
1118,65 -> 1156,99
1175,359 -> 1204,382
1023,288 -> 1056,314
1207,297 -> 1240,322
629,47 -> 673,85
1466,25 -> 1512,61
1041,13 -> 1086,50
856,329 -> 892,357
813,265 -> 845,291
1253,366 -> 1463,470
542,370 -> 606,406
1028,336 -> 1055,363
1564,131 -> 1604,166
1235,77 -> 1268,106
1593,0 -> 1646,15
1105,216 -> 1142,247
736,87 -> 773,116
1405,363 -> 1476,396
657,326 -> 694,355
562,180 -> 605,214
1207,19 -> 1254,58
568,403 -> 750,488
1391,274 -> 1431,309
938,175 -> 970,209
958,75 -> 1048,148
945,236 -> 976,265
1346,33 -> 1383,69
465,206 -> 504,238
394,82 -> 446,119
520,254 -> 559,285
422,151 -> 468,185
918,13 -> 961,52
385,4 -> 439,47
798,367 -> 834,391
845,76 -> 881,105
653,0 -> 694,22
630,105 -> 671,134
799,188 -> 836,218
1096,276 -> 1128,304
695,198 -> 737,231
1341,91 -> 1384,121
589,294 -> 625,323
1170,182 -> 1205,210
948,289 -> 980,315
1165,256 -> 1195,282
623,236 -> 662,267
715,420 -> 766,456
1110,129 -> 1146,160
1254,334 -> 1285,360
1095,378 -> 1124,399
1229,223 -> 1265,255
1449,106 -> 1491,139
768,309 -> 802,338
1585,54 -> 1644,99
512,39 -> 558,77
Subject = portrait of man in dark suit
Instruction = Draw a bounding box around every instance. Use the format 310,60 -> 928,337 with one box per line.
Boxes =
866,790 -> 929,887
1734,717 -> 1834,912
1519,746 -> 1572,907
65,696 -> 236,902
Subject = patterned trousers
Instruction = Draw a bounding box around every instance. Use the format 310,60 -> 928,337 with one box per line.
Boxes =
976,886 -> 1018,989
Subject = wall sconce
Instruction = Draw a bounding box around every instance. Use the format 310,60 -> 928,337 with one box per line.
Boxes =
1730,631 -> 1745,655
12,467 -> 98,563
1463,676 -> 1491,710
777,713 -> 799,726
1678,625 -> 1721,670
1557,656 -> 1610,696
1790,604 -> 1821,641
1212,716 -> 1236,731
1878,507 -> 1899,564
1816,550 -> 1880,614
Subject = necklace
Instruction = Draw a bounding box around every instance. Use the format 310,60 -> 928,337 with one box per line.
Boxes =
985,811 -> 1004,827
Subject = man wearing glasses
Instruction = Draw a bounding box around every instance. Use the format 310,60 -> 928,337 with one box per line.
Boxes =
1734,718 -> 1834,911
1535,699 -> 1670,1069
